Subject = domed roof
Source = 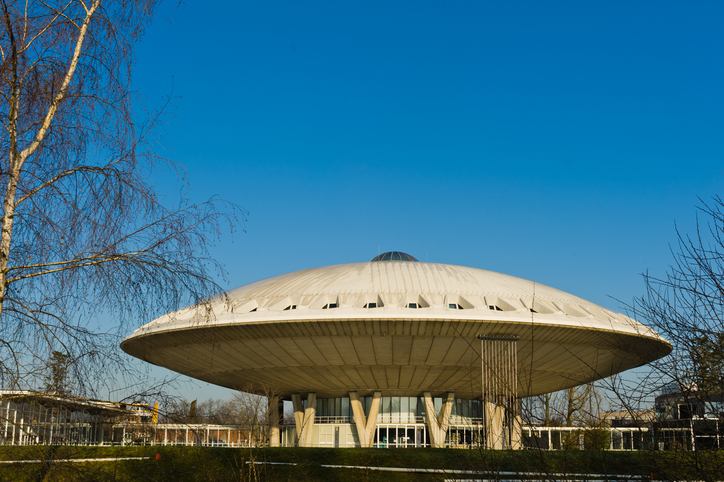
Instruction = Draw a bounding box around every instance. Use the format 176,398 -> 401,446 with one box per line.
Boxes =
121,261 -> 671,398
370,251 -> 418,262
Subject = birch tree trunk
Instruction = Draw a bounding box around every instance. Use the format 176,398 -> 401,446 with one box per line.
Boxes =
0,1 -> 242,396
0,0 -> 100,318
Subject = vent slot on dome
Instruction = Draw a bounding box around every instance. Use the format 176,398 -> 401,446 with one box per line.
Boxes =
311,295 -> 340,310
519,298 -> 556,314
553,302 -> 591,318
271,296 -> 300,312
356,294 -> 384,309
445,295 -> 473,310
526,301 -> 556,314
485,297 -> 517,312
405,295 -> 429,309
234,300 -> 259,314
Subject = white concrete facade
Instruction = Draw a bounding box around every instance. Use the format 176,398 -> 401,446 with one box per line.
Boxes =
121,252 -> 671,448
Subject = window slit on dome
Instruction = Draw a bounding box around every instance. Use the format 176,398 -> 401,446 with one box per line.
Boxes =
364,302 -> 377,309
449,303 -> 463,309
322,303 -> 338,309
489,305 -> 502,311
408,303 -> 418,309
250,307 -> 257,312
283,305 -> 297,311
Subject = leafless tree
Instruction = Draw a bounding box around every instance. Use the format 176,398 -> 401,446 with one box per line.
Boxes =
163,397 -> 242,425
162,386 -> 285,448
230,384 -> 284,447
524,383 -> 604,427
0,1 -> 242,397
610,197 -> 724,480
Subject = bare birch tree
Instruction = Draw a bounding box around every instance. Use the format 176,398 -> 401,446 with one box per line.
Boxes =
0,1 -> 241,395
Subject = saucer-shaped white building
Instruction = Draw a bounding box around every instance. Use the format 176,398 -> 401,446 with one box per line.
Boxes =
121,252 -> 670,449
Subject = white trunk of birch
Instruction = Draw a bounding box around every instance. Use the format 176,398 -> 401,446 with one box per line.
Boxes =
0,0 -> 100,316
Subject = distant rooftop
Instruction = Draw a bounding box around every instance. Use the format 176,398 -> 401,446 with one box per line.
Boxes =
370,251 -> 418,262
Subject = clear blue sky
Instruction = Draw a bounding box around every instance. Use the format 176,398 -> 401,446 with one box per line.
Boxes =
129,1 -> 723,400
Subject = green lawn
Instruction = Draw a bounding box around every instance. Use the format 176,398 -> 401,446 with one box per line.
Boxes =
0,446 -> 719,481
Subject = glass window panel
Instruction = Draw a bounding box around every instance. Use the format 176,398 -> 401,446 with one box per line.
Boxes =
407,428 -> 415,447
382,397 -> 391,423
401,397 -> 410,423
391,397 -> 400,423
342,397 -> 350,418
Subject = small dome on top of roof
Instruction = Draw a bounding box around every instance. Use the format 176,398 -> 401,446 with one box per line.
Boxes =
371,251 -> 418,262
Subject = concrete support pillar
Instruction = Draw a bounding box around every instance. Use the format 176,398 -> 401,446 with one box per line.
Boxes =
510,399 -> 522,450
483,401 -> 503,449
269,398 -> 282,447
423,392 -> 454,448
349,391 -> 381,448
292,395 -> 303,435
291,393 -> 316,447
479,335 -> 520,450
484,399 -> 522,450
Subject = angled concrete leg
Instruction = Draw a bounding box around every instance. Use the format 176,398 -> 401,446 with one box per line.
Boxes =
365,391 -> 381,445
350,391 -> 381,448
484,401 -> 503,449
303,393 -> 316,447
269,399 -> 281,447
424,392 -> 454,448
291,394 -> 304,446
510,399 -> 522,450
291,393 -> 316,447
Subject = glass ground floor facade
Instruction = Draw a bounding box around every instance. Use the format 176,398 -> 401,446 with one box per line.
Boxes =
280,421 -> 487,448
282,395 -> 650,450
1,392 -> 711,451
279,421 -> 649,450
313,395 -> 483,425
